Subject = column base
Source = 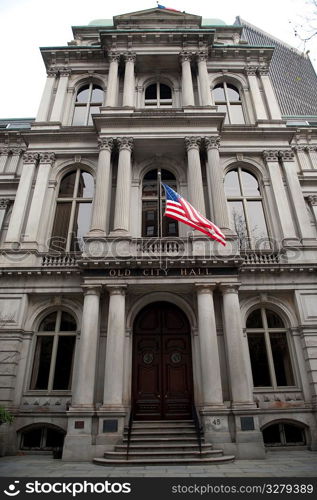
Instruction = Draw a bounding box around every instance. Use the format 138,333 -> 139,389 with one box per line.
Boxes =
86,230 -> 107,238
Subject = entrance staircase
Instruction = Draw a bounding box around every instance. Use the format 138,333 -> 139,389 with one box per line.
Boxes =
93,420 -> 235,466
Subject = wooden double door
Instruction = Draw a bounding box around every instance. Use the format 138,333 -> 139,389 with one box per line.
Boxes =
132,302 -> 194,420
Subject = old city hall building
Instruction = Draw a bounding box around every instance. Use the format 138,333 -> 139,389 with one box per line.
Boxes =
0,7 -> 317,464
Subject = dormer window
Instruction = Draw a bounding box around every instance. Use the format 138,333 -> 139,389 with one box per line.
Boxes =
72,83 -> 104,126
145,83 -> 172,107
212,82 -> 245,124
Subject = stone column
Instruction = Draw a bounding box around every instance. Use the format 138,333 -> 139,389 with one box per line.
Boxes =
307,146 -> 317,169
113,137 -> 133,234
0,199 -> 10,231
196,285 -> 224,407
122,52 -> 136,107
246,66 -> 267,121
263,150 -> 298,244
36,69 -> 57,122
197,51 -> 212,107
185,137 -> 205,215
6,153 -> 38,244
180,51 -> 195,106
72,286 -> 101,407
50,68 -> 71,122
0,148 -> 10,173
24,153 -> 55,243
102,286 -> 127,410
258,66 -> 282,120
294,145 -> 311,171
280,150 -> 315,241
308,195 -> 317,226
89,138 -> 114,236
204,136 -> 230,229
220,284 -> 255,408
105,52 -> 120,107
6,148 -> 24,174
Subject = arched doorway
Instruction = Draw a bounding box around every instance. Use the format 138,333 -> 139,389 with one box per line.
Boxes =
132,301 -> 194,420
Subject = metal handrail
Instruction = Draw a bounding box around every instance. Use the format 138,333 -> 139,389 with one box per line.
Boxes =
191,404 -> 203,456
126,405 -> 134,460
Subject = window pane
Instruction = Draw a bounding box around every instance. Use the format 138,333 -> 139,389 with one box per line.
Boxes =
228,200 -> 249,248
87,105 -> 100,125
270,332 -> 295,386
71,202 -> 92,251
143,169 -> 158,197
53,336 -> 76,390
58,171 -> 76,198
160,84 -> 171,99
72,106 -> 87,126
60,312 -> 77,331
50,203 -> 72,252
226,84 -> 241,101
77,171 -> 94,198
46,429 -> 65,448
30,336 -> 54,390
284,424 -> 305,444
230,104 -> 245,124
247,333 -> 271,386
22,428 -> 42,448
224,170 -> 241,196
241,170 -> 260,196
161,169 -> 176,181
39,312 -> 57,331
266,310 -> 284,328
247,201 -> 269,243
162,217 -> 178,237
212,84 -> 225,101
142,201 -> 158,237
246,309 -> 263,328
91,86 -> 104,103
145,84 -> 157,100
217,104 -> 229,123
76,85 -> 90,103
263,424 -> 281,445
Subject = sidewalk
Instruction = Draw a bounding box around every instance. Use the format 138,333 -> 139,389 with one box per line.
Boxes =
0,450 -> 316,477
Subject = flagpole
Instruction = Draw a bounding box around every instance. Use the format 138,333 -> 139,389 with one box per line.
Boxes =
158,169 -> 162,238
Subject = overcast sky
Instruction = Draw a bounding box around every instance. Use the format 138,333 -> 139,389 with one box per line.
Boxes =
0,0 -> 316,118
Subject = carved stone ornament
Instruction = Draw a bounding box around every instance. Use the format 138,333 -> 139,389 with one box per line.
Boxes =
179,51 -> 193,63
204,136 -> 221,151
0,199 -> 10,209
245,65 -> 258,76
0,147 -> 10,156
293,145 -> 306,153
39,152 -> 56,165
258,66 -> 269,76
279,150 -> 295,162
196,51 -> 208,62
307,195 -> 317,206
11,148 -> 26,156
108,51 -> 120,63
123,52 -> 136,63
263,150 -> 279,162
22,152 -> 39,164
47,68 -> 58,77
185,136 -> 201,151
59,67 -> 71,77
98,138 -> 114,152
117,137 -> 133,152
306,145 -> 317,152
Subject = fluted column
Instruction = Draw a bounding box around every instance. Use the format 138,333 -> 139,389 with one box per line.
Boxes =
36,69 -> 57,122
280,150 -> 315,240
294,145 -> 311,171
196,285 -> 224,407
0,148 -> 10,173
6,148 -> 25,174
105,52 -> 120,107
180,51 -> 195,106
6,153 -> 38,243
307,146 -> 317,169
72,286 -> 101,407
263,150 -> 298,243
197,52 -> 212,106
50,68 -> 70,122
185,137 -> 205,216
122,52 -> 136,107
102,286 -> 127,409
258,66 -> 282,120
204,136 -> 229,228
246,66 -> 267,121
113,137 -> 133,233
0,199 -> 10,231
220,284 -> 255,408
89,138 -> 114,236
24,153 -> 55,243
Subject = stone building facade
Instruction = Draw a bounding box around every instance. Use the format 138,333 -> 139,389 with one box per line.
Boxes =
0,7 -> 317,462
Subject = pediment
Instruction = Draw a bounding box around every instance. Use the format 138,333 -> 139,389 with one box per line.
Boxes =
114,8 -> 201,28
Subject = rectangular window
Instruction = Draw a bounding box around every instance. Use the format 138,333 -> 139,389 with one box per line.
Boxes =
30,336 -> 54,390
53,336 -> 76,390
270,332 -> 295,386
247,333 -> 271,387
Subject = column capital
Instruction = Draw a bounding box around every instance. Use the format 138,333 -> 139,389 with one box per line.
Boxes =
0,199 -> 10,209
258,65 -> 269,76
245,65 -> 258,76
107,285 -> 127,296
292,145 -> 306,153
123,52 -> 136,63
98,137 -> 114,152
307,195 -> 317,206
219,283 -> 241,294
306,145 -> 317,152
82,285 -> 102,296
179,51 -> 193,63
263,150 -> 279,162
195,284 -> 216,294
117,137 -> 133,152
108,51 -> 120,63
185,136 -> 201,151
279,150 -> 295,162
22,152 -> 39,164
204,135 -> 221,151
47,68 -> 58,77
196,51 -> 208,62
39,152 -> 55,165
0,147 -> 10,155
59,67 -> 71,77
11,147 -> 26,156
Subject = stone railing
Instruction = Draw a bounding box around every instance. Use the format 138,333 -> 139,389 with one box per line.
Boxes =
41,254 -> 78,267
136,238 -> 186,256
241,251 -> 282,265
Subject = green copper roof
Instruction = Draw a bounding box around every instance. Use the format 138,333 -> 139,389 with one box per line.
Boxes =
89,19 -> 113,26
202,18 -> 226,26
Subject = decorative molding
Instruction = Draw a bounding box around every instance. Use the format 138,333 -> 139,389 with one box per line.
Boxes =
307,195 -> 317,206
196,51 -> 208,62
98,137 -> 114,152
123,52 -> 136,63
0,199 -> 10,209
22,152 -> 39,164
0,147 -> 10,155
279,150 -> 295,162
47,69 -> 58,77
195,284 -> 216,294
179,51 -> 193,63
82,285 -> 101,296
59,67 -> 71,77
306,145 -> 317,152
204,136 -> 221,151
39,152 -> 56,165
245,65 -> 258,76
263,150 -> 279,162
116,137 -> 133,152
184,136 -> 201,151
108,51 -> 120,63
107,285 -> 127,296
11,147 -> 26,156
258,66 -> 269,76
219,283 -> 240,295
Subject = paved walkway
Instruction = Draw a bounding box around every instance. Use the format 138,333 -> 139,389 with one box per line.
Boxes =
0,450 -> 316,477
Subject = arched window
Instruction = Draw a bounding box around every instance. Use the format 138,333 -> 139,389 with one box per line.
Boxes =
142,169 -> 178,237
263,422 -> 306,447
20,425 -> 65,451
50,168 -> 94,252
30,310 -> 77,391
212,82 -> 245,124
246,307 -> 295,388
144,83 -> 172,107
224,167 -> 269,249
72,83 -> 104,125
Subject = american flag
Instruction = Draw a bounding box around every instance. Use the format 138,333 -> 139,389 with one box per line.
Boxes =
162,183 -> 226,246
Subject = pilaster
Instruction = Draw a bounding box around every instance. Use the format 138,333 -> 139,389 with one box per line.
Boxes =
245,66 -> 267,121
258,66 -> 282,120
50,68 -> 71,123
36,69 -> 58,122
